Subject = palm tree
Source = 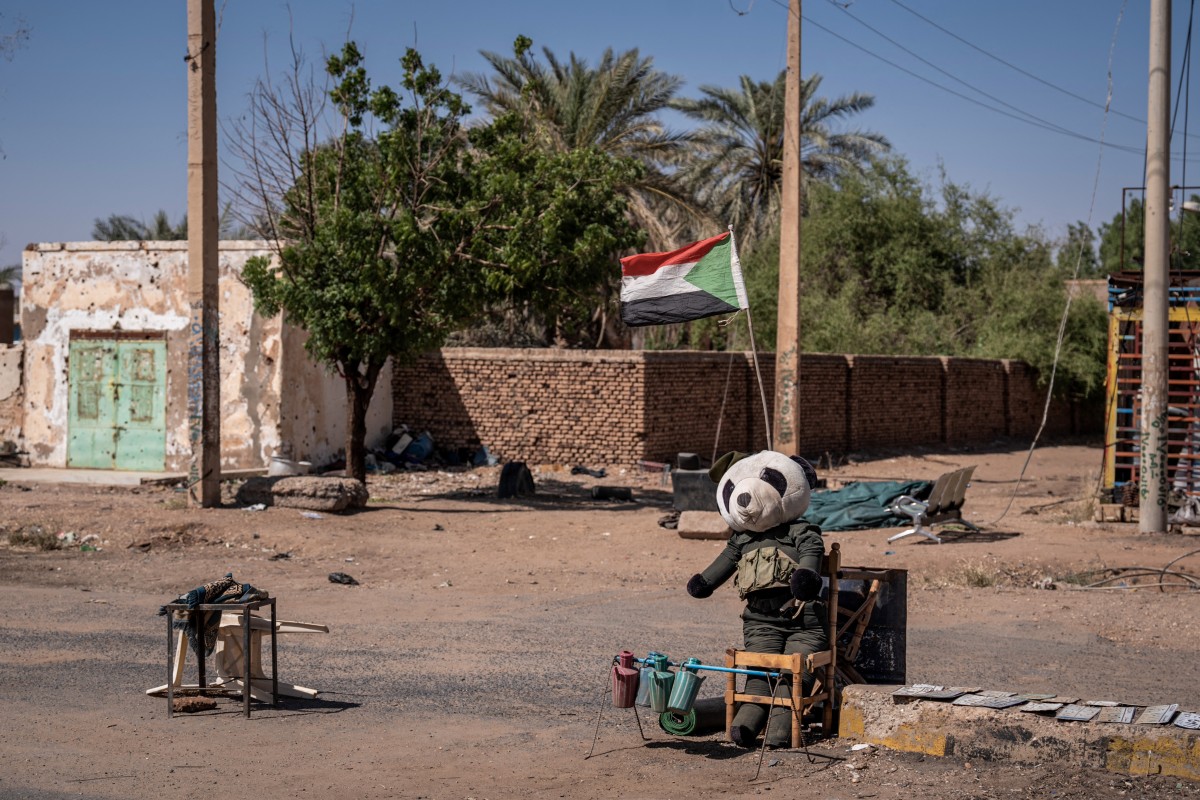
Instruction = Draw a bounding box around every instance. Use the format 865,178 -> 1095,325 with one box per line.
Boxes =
92,206 -> 249,242
92,210 -> 186,241
672,71 -> 890,245
458,39 -> 706,249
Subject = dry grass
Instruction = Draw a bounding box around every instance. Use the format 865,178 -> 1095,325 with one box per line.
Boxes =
4,521 -> 65,551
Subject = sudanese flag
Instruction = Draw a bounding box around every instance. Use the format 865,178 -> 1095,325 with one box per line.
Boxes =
619,231 -> 749,326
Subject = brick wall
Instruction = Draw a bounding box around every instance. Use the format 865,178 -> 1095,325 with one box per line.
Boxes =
944,357 -> 1008,446
393,348 -> 645,465
392,348 -> 1101,466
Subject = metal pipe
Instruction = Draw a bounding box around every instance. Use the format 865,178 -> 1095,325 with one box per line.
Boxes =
629,656 -> 782,679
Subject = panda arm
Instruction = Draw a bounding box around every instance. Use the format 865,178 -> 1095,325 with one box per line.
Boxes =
791,524 -> 825,573
785,524 -> 826,601
687,539 -> 741,598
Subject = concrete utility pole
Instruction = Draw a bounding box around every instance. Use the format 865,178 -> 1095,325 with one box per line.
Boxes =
186,0 -> 221,507
773,0 -> 802,456
1140,0 -> 1171,533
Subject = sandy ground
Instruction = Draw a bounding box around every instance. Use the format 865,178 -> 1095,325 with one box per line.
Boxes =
2,440 -> 1200,799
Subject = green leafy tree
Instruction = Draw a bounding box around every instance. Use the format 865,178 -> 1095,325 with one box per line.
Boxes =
240,44 -> 481,482
1057,221 -> 1100,276
732,158 -> 1106,398
672,72 -> 889,245
235,42 -> 639,480
458,37 -> 697,347
1098,195 -> 1200,273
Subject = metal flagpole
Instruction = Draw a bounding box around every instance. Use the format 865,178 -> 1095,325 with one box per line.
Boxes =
745,308 -> 773,452
730,226 -> 773,451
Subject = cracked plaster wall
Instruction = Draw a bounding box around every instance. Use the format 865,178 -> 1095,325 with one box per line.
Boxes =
20,241 -> 365,471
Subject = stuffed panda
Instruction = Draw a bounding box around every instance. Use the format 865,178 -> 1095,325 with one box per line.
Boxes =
686,450 -> 828,748
713,449 -> 819,533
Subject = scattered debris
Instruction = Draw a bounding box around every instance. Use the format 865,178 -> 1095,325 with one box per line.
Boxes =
498,462 -> 535,499
242,503 -> 267,512
571,465 -> 606,478
172,695 -> 217,714
1072,548 -> 1200,592
591,486 -> 632,501
328,572 -> 358,585
657,511 -> 680,530
269,551 -> 292,560
301,511 -> 323,520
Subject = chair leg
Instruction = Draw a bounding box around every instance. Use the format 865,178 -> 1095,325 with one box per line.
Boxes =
888,524 -> 941,544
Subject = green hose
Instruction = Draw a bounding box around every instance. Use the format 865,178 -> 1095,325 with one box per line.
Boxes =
658,696 -> 727,736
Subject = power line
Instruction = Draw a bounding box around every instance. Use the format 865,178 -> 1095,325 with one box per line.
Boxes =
824,0 -> 1091,144
882,0 -> 1187,137
764,0 -> 1200,164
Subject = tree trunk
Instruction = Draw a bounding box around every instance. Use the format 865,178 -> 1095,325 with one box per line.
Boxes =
344,360 -> 383,483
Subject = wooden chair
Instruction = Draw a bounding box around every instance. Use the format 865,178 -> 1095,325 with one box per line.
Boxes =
724,542 -> 840,748
887,465 -> 980,544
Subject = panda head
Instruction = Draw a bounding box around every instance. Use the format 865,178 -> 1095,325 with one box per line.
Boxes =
710,450 -> 818,532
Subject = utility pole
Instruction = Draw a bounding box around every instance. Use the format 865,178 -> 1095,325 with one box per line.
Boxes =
1140,0 -> 1171,533
774,0 -> 802,456
186,0 -> 221,506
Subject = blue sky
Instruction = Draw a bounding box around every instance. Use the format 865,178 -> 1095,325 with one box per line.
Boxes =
1,1 -> 1197,271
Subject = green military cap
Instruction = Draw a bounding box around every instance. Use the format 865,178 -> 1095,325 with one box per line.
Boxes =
709,450 -> 752,483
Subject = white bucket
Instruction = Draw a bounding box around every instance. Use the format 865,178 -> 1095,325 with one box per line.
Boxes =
268,456 -> 306,477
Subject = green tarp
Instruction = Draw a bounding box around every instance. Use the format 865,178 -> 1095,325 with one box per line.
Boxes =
804,480 -> 933,531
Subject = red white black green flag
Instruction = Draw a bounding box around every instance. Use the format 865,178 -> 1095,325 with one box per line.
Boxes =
619,231 -> 749,327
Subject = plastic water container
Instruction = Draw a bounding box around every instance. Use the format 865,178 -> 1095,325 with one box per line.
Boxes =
635,651 -> 660,707
611,650 -> 638,708
649,670 -> 675,713
666,657 -> 705,714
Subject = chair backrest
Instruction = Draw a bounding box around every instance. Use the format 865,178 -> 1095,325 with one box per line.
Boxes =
938,465 -> 976,513
925,466 -> 975,514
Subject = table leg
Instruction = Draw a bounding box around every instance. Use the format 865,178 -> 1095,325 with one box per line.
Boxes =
166,612 -> 174,719
270,599 -> 279,707
243,605 -> 252,718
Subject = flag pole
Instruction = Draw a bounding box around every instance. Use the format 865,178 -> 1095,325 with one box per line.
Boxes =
730,226 -> 773,451
745,307 -> 774,451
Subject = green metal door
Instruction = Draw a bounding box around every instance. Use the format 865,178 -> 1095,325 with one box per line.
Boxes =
68,337 -> 166,470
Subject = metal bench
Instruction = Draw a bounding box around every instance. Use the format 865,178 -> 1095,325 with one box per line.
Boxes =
887,465 -> 980,544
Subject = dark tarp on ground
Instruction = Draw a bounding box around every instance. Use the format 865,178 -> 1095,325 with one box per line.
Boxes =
803,480 -> 933,531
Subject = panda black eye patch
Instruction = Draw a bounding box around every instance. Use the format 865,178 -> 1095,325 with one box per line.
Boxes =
759,467 -> 788,496
722,480 -> 735,511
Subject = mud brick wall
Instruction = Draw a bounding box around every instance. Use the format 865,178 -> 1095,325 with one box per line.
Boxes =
798,354 -> 851,456
1005,360 -> 1043,437
641,351 -> 776,462
392,348 -> 1100,466
393,348 -> 644,464
846,356 -> 946,451
944,357 -> 1008,445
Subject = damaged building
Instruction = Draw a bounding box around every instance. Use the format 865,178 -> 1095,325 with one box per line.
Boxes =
7,241 -> 391,473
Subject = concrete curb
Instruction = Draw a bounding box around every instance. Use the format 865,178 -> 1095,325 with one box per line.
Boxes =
839,684 -> 1200,782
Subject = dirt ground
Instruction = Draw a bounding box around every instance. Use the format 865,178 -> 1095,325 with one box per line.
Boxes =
3,439 -> 1200,800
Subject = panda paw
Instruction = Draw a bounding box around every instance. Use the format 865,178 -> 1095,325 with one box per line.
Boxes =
687,574 -> 713,598
789,568 -> 822,601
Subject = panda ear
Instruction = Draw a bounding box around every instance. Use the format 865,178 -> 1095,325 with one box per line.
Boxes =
709,451 -> 752,483
790,456 -> 818,491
